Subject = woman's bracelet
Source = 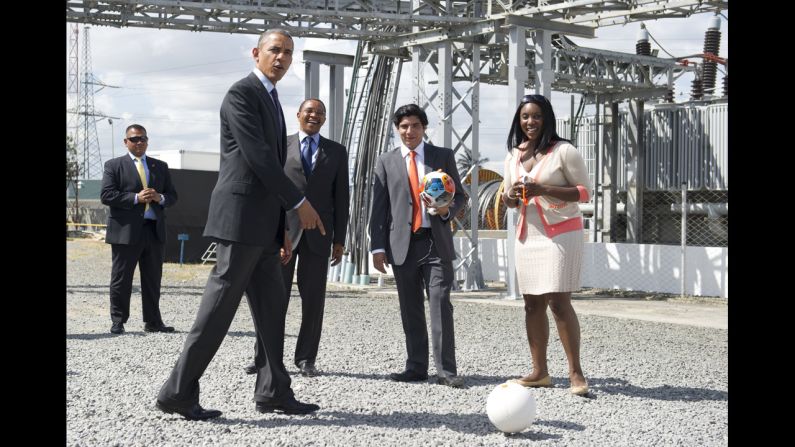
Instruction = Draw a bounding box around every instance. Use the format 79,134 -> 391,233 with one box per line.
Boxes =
504,192 -> 519,206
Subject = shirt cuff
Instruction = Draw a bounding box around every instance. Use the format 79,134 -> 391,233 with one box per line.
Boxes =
159,194 -> 165,205
134,193 -> 139,205
371,249 -> 386,255
292,197 -> 306,210
576,185 -> 590,202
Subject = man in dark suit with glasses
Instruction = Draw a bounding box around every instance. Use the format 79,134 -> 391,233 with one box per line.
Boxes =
100,124 -> 178,335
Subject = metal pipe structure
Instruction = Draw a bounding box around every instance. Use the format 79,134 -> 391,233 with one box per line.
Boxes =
341,41 -> 404,280
66,0 -> 728,280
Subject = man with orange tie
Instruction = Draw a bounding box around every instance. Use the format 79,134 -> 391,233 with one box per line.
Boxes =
101,124 -> 178,335
369,104 -> 466,388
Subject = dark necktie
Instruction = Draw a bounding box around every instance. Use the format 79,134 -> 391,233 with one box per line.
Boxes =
270,87 -> 285,134
301,136 -> 313,177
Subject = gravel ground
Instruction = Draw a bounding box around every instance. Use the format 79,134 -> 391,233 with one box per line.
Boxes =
67,239 -> 728,446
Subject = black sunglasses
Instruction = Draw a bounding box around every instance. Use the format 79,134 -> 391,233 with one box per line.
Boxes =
127,136 -> 149,143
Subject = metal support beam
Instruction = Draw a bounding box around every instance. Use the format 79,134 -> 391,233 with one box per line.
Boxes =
411,46 -> 422,105
302,50 -> 355,141
626,99 -> 645,242
533,29 -> 553,98
505,24 -> 527,300
589,87 -> 671,103
601,101 -> 619,242
504,14 -> 595,38
437,40 -> 453,148
592,96 -> 601,242
371,19 -> 500,52
329,64 -> 345,141
411,0 -> 422,106
305,61 -> 319,99
303,50 -> 355,67
464,41 -> 485,291
370,14 -> 593,53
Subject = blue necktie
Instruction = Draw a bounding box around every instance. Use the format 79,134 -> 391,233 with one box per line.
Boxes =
301,136 -> 313,177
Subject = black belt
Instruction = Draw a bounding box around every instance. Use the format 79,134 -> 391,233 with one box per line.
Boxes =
411,227 -> 431,240
143,219 -> 157,226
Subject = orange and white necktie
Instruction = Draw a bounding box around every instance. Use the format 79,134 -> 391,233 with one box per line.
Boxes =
408,151 -> 422,233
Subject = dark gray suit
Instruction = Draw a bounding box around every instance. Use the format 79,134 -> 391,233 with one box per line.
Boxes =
275,132 -> 349,366
369,143 -> 465,378
158,72 -> 304,408
101,154 -> 178,326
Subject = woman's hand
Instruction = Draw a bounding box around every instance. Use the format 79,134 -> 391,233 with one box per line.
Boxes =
509,180 -> 525,199
522,178 -> 546,197
503,180 -> 524,207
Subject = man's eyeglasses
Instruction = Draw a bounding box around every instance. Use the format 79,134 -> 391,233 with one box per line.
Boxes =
127,136 -> 149,143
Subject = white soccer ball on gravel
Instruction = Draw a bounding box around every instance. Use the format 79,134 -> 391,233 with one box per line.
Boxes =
486,381 -> 537,433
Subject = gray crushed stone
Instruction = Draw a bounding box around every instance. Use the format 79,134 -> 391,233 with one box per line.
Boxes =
67,240 -> 728,446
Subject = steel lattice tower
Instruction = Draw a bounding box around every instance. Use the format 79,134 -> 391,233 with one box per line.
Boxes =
68,26 -> 115,180
66,24 -> 80,151
78,27 -> 104,179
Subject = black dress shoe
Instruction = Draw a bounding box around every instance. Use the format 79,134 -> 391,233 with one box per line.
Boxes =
389,370 -> 428,382
244,362 -> 257,375
144,322 -> 175,333
436,375 -> 465,388
298,362 -> 318,377
110,322 -> 124,334
255,396 -> 319,415
156,400 -> 222,421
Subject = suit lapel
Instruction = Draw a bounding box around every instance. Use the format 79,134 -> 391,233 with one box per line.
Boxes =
286,134 -> 306,189
389,148 -> 410,203
122,155 -> 144,190
147,157 -> 158,187
423,144 -> 437,179
247,73 -> 285,164
314,137 -> 329,172
249,73 -> 280,131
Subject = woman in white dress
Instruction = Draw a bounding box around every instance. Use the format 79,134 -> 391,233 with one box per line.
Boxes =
501,94 -> 592,396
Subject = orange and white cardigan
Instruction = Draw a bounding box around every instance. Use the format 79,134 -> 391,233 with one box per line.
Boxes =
502,141 -> 592,240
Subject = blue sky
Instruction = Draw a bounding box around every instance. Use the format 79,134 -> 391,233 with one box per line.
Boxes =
67,11 -> 727,173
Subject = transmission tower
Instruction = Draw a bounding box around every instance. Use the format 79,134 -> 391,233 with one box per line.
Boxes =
66,24 -> 80,162
67,26 -> 120,179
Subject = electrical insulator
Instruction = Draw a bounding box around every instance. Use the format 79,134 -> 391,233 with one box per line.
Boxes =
702,15 -> 721,95
636,25 -> 651,56
690,78 -> 703,101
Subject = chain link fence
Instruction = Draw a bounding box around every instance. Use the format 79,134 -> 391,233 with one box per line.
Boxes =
622,189 -> 728,247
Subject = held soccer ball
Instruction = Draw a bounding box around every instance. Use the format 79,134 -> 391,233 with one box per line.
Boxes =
420,170 -> 455,208
486,381 -> 537,433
